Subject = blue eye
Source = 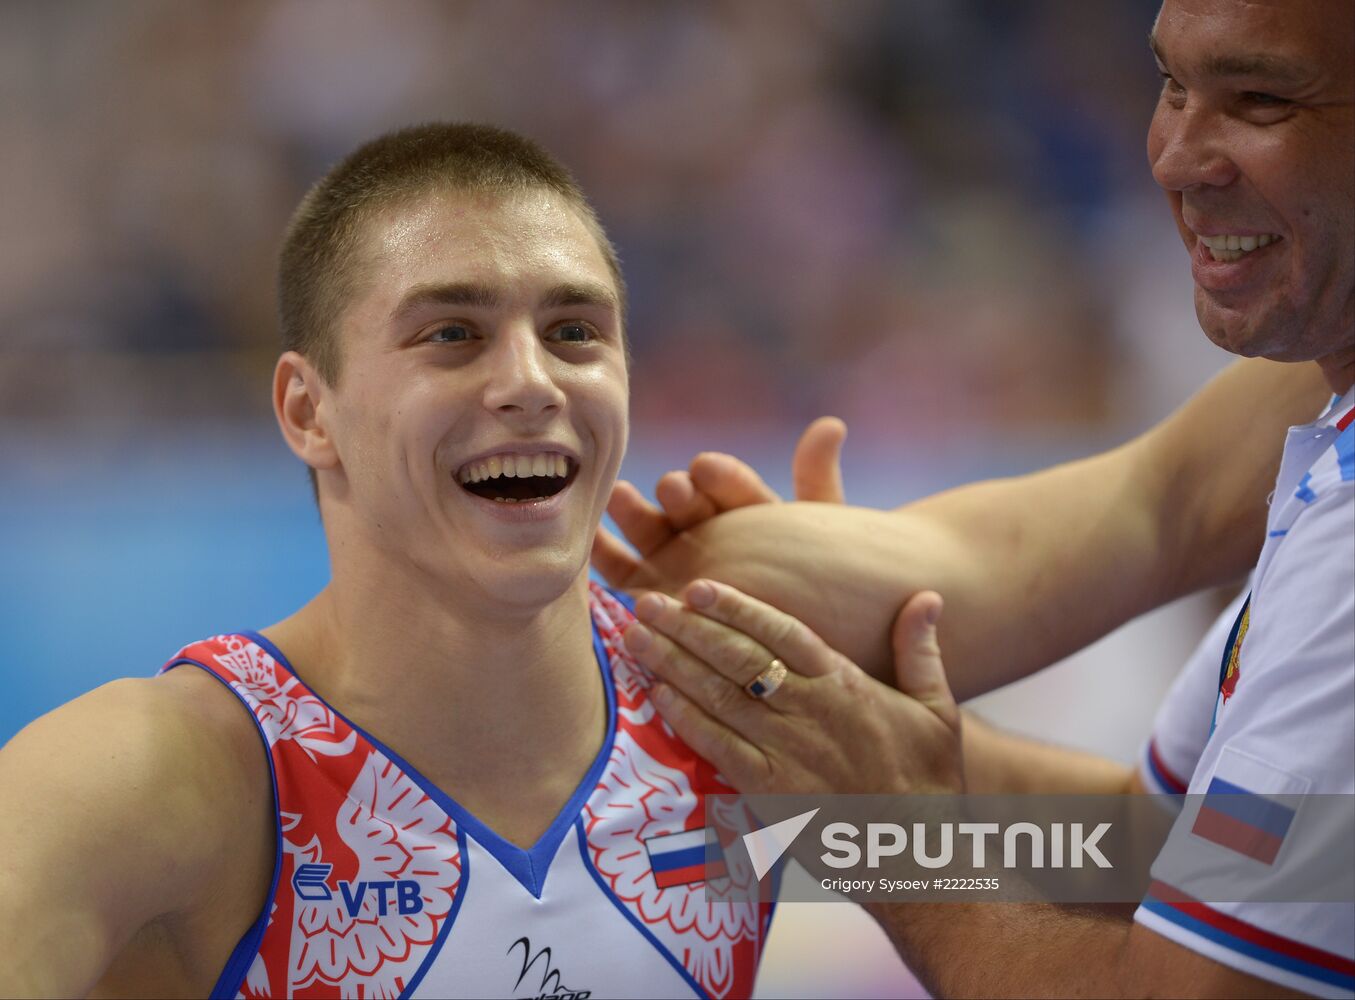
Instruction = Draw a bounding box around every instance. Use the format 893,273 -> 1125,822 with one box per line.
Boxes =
427,324 -> 472,343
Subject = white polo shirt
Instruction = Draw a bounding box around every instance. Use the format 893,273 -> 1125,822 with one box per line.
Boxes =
1133,387 -> 1355,998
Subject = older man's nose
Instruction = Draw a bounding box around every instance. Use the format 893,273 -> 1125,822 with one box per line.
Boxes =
1150,107 -> 1240,193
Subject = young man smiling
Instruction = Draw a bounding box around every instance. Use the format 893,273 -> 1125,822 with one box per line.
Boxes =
0,124 -> 770,998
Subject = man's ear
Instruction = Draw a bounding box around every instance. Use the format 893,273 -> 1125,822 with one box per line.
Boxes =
274,351 -> 339,472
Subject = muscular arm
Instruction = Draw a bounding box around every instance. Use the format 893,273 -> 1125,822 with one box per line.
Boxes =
628,358 -> 1328,698
0,673 -> 269,996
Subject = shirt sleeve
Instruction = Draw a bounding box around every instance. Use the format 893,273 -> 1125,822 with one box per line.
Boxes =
1137,590 -> 1251,797
1133,485 -> 1355,998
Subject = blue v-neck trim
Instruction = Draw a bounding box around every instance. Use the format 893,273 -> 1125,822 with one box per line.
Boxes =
242,618 -> 618,900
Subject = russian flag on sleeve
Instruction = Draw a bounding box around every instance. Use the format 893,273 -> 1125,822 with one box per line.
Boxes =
1191,776 -> 1296,864
645,827 -> 727,888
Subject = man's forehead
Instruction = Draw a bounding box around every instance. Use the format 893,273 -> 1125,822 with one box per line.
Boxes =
371,189 -> 602,266
1150,0 -> 1348,81
356,190 -> 619,313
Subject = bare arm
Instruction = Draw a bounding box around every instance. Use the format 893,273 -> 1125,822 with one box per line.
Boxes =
896,357 -> 1326,695
0,673 -> 267,996
960,711 -> 1135,795
865,900 -> 1309,999
622,575 -> 1314,1000
611,358 -> 1328,698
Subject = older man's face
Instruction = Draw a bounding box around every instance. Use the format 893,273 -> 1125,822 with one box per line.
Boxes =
1147,0 -> 1354,383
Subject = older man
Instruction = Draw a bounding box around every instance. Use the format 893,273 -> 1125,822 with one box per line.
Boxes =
615,0 -> 1353,995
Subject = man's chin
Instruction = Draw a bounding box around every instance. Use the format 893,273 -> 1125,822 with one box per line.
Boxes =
1195,291 -> 1273,360
466,548 -> 590,611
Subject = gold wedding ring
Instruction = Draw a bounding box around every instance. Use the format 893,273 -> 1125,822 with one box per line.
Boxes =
744,658 -> 788,700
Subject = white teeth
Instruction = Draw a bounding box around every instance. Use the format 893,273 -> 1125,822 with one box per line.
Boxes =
1200,232 -> 1280,261
456,451 -> 574,484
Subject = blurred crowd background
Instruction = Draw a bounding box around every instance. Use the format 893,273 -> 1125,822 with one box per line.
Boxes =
3,2 -> 1244,996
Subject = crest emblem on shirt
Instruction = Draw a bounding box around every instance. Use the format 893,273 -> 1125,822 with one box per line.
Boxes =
1220,603 -> 1250,703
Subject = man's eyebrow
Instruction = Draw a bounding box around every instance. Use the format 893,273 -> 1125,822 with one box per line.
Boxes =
1148,30 -> 1315,87
390,280 -> 619,323
1200,53 -> 1315,87
539,281 -> 619,312
391,282 -> 502,321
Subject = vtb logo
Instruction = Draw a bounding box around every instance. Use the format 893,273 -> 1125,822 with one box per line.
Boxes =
291,863 -> 425,916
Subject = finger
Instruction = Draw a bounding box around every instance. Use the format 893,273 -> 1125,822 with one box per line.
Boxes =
655,470 -> 720,531
792,416 -> 847,503
889,591 -> 956,712
647,682 -> 770,793
590,525 -> 640,587
688,452 -> 782,510
642,582 -> 839,681
624,616 -> 787,731
628,597 -> 793,710
606,480 -> 672,557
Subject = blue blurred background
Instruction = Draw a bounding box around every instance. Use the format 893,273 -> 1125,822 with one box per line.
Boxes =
2,1 -> 1240,995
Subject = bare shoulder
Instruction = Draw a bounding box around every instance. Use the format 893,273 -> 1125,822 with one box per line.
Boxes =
0,669 -> 273,993
0,668 -> 270,916
6,668 -> 266,809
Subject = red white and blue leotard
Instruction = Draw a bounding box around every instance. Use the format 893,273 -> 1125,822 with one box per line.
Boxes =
161,584 -> 773,999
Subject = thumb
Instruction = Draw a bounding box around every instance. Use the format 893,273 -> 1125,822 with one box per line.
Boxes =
890,591 -> 955,712
689,452 -> 782,510
792,416 -> 847,503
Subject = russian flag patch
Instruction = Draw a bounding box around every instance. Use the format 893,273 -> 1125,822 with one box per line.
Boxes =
1190,748 -> 1310,865
645,827 -> 727,888
1191,776 -> 1297,864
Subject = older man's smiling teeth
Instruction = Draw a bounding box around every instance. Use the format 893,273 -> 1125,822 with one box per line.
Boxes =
1198,233 -> 1281,262
456,452 -> 576,503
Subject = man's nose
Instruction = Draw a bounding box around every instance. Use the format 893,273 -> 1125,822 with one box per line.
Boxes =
1149,105 -> 1239,193
481,328 -> 567,419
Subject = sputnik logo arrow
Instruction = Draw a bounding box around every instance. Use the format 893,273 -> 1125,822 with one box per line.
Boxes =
742,808 -> 820,880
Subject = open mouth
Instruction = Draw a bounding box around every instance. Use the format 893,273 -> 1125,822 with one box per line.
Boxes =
1198,233 -> 1282,263
456,453 -> 578,504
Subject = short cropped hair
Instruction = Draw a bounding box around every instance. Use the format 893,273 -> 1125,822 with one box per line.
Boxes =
278,122 -> 625,384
